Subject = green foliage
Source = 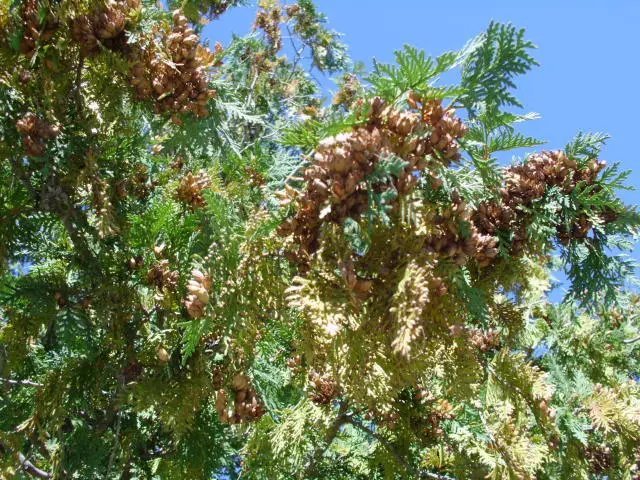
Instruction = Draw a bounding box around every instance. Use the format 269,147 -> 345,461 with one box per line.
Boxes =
368,45 -> 463,101
461,21 -> 539,114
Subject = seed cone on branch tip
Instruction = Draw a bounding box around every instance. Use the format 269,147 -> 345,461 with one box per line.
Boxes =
333,74 -> 361,109
203,0 -> 235,19
19,0 -> 59,58
216,374 -> 265,424
128,11 -> 220,119
472,149 -> 613,257
147,260 -> 179,292
254,2 -> 283,52
185,268 -> 212,318
71,0 -> 140,57
308,370 -> 340,405
176,170 -> 212,208
424,196 -> 500,269
16,112 -> 60,157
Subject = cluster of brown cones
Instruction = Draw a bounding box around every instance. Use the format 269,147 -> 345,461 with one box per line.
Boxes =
449,324 -> 502,352
19,0 -> 58,57
16,112 -> 60,157
423,398 -> 455,437
130,10 -> 220,119
277,94 -> 468,262
71,0 -> 140,56
203,0 -> 236,19
425,193 -> 499,269
254,2 -> 283,52
215,374 -> 265,424
147,260 -> 179,293
472,150 -> 611,255
308,370 -> 340,405
70,5 -> 219,121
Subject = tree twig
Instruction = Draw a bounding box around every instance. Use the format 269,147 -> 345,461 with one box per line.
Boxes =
0,377 -> 43,388
73,54 -> 84,116
8,156 -> 99,267
106,411 -> 122,477
301,401 -> 349,479
18,452 -> 51,479
344,416 -> 456,480
8,157 -> 39,200
0,443 -> 51,480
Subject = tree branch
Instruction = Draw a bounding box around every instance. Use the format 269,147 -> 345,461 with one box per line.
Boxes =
106,411 -> 122,477
0,377 -> 43,388
73,54 -> 84,116
0,443 -> 51,479
18,452 -> 51,479
344,416 -> 456,480
8,157 -> 39,200
301,401 -> 349,479
8,156 -> 99,267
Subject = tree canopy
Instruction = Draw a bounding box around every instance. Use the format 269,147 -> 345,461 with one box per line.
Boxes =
0,1 -> 639,479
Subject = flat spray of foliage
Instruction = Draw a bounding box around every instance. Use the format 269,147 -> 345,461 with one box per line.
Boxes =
0,1 -> 639,479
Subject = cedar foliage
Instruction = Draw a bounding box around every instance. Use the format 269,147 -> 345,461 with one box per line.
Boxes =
0,1 -> 639,479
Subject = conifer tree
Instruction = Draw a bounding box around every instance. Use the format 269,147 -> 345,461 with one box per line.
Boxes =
0,2 -> 638,479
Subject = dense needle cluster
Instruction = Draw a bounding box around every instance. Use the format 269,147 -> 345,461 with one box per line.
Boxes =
278,95 -> 467,261
71,0 -> 140,56
15,112 -> 60,157
129,10 -> 220,119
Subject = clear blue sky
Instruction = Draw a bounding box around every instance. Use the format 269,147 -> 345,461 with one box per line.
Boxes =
204,0 -> 640,263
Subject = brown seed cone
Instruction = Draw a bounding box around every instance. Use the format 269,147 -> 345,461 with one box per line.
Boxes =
175,170 -> 212,208
71,0 -> 139,56
585,444 -> 614,475
147,260 -> 179,291
469,328 -> 501,352
254,4 -> 283,52
424,196 -> 499,269
472,150 -> 613,261
308,370 -> 340,405
204,0 -> 235,18
185,268 -> 212,318
332,74 -> 361,108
